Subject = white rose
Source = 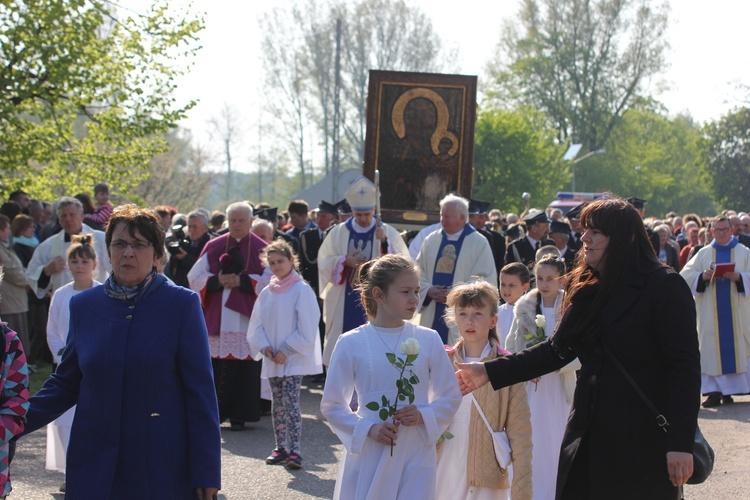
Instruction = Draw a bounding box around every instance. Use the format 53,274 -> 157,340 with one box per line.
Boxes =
401,338 -> 421,356
535,314 -> 546,328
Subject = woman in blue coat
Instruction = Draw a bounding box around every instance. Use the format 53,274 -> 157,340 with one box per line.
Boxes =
21,205 -> 221,499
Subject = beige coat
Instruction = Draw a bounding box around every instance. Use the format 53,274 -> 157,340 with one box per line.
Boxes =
0,242 -> 28,314
448,339 -> 533,498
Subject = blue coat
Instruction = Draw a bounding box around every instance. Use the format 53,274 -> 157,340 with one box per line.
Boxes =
24,276 -> 221,499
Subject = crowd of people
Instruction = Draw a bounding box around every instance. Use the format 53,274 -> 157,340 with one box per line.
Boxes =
0,180 -> 744,498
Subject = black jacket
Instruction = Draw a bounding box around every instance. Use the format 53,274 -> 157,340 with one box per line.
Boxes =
165,233 -> 212,288
485,265 -> 700,499
505,235 -> 555,268
298,227 -> 325,294
477,226 -> 505,272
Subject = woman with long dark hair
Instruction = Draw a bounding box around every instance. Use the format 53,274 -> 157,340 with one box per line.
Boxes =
456,197 -> 701,499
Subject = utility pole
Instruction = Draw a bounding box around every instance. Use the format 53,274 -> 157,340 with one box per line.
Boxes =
257,113 -> 263,202
331,18 -> 342,201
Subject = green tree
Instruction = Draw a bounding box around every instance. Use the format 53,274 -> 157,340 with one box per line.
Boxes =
0,0 -> 203,200
575,106 -> 713,216
702,107 -> 750,211
473,107 -> 567,213
486,0 -> 669,151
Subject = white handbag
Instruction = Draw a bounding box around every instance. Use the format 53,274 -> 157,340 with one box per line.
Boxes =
470,393 -> 512,468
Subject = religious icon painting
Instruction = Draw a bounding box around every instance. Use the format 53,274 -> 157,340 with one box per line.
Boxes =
363,70 -> 478,225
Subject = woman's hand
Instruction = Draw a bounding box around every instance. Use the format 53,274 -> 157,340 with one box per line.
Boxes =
368,422 -> 399,446
666,451 -> 693,487
394,405 -> 424,427
195,487 -> 218,500
454,362 -> 490,395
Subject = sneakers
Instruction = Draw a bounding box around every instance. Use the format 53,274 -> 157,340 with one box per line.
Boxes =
265,448 -> 289,465
285,453 -> 303,470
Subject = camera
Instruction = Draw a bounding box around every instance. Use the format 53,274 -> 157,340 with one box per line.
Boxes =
167,224 -> 190,256
170,223 -> 187,241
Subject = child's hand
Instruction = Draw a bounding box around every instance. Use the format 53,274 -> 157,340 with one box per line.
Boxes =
273,352 -> 288,364
394,405 -> 424,427
264,348 -> 276,360
368,422 -> 400,445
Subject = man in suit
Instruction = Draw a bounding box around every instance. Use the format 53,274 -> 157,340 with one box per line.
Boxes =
299,200 -> 337,291
627,196 -> 647,219
505,209 -> 554,269
548,220 -> 577,272
286,199 -> 316,246
468,199 -> 505,273
566,203 -> 585,253
729,214 -> 750,248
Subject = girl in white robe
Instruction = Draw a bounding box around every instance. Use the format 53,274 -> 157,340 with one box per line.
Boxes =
246,241 -> 322,469
506,255 -> 579,500
45,235 -> 101,486
321,254 -> 462,500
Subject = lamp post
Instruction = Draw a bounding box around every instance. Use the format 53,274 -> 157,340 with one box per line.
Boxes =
564,144 -> 605,191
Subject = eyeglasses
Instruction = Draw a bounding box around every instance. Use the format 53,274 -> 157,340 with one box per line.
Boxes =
712,227 -> 731,234
110,240 -> 152,252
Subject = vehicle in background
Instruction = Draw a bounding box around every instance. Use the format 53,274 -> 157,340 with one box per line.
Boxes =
548,192 -> 608,216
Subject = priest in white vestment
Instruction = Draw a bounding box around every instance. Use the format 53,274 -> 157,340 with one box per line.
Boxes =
416,194 -> 497,346
681,215 -> 750,407
26,196 -> 110,298
318,177 -> 410,366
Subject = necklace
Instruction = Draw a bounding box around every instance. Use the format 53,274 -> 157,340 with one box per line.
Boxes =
371,323 -> 406,354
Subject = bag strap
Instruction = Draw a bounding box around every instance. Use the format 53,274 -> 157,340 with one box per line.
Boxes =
602,343 -> 670,433
469,393 -> 497,435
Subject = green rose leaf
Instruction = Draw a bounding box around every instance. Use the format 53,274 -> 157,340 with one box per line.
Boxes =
365,401 -> 380,411
386,352 -> 397,364
379,408 -> 388,421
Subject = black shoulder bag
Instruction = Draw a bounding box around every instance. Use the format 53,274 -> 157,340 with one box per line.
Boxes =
602,343 -> 714,485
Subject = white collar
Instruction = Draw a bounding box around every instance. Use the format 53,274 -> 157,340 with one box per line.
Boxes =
352,219 -> 376,233
462,341 -> 492,360
443,225 -> 466,241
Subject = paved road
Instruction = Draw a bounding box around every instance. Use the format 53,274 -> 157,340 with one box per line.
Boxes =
9,385 -> 750,499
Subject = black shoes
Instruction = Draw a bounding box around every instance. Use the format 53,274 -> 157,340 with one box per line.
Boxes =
702,392 -> 736,408
702,393 -> 721,408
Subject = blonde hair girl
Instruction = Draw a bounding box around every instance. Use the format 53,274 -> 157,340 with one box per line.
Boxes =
321,254 -> 462,500
436,279 -> 533,500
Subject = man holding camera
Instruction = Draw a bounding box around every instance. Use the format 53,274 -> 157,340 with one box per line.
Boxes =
166,210 -> 213,288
